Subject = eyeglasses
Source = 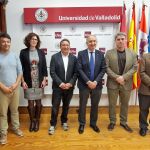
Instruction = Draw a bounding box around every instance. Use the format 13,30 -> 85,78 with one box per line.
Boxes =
31,38 -> 38,41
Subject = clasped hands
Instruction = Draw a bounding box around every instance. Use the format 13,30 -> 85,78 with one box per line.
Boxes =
116,76 -> 125,85
0,82 -> 18,94
87,81 -> 97,89
59,83 -> 72,90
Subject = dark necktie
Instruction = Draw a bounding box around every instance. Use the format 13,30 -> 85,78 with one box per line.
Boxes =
89,52 -> 95,81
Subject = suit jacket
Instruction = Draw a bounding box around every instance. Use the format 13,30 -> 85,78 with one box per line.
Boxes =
50,52 -> 77,90
138,53 -> 150,95
20,48 -> 48,88
77,49 -> 106,90
105,48 -> 137,90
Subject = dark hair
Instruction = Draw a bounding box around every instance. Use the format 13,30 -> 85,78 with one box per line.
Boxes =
60,38 -> 70,47
115,32 -> 127,40
24,32 -> 41,49
0,32 -> 11,40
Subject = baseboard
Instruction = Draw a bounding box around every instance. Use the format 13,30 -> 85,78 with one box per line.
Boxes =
18,106 -> 139,114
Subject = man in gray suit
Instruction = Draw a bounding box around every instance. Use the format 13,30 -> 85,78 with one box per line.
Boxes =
138,53 -> 150,136
48,39 -> 77,135
105,32 -> 137,133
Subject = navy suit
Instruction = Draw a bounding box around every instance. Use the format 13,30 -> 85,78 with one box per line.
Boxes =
50,52 -> 77,126
77,49 -> 106,126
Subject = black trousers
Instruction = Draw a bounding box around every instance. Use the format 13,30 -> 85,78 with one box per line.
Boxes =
138,93 -> 150,129
78,88 -> 102,126
50,88 -> 73,126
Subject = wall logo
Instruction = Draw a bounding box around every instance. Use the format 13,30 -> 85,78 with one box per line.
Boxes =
55,32 -> 62,39
35,8 -> 48,22
84,31 -> 91,38
39,25 -> 47,33
99,47 -> 106,54
70,48 -> 76,55
41,48 -> 47,55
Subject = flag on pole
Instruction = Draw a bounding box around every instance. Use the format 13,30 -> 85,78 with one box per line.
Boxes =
148,28 -> 150,53
137,4 -> 148,57
128,2 -> 139,89
128,2 -> 136,52
120,2 -> 127,33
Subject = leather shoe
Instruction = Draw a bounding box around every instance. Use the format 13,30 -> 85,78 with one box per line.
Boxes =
108,123 -> 115,131
139,128 -> 147,136
78,125 -> 84,134
120,123 -> 133,133
90,125 -> 100,133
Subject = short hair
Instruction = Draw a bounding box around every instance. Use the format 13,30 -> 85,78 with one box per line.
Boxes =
0,32 -> 11,40
115,32 -> 127,40
86,35 -> 97,44
24,32 -> 41,49
60,38 -> 70,47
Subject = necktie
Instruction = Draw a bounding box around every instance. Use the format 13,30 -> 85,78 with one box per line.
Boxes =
89,52 -> 95,81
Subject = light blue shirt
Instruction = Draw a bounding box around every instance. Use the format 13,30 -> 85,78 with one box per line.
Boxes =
0,51 -> 22,87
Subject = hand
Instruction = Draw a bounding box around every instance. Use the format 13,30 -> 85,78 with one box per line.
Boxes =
116,76 -> 125,85
41,80 -> 47,88
65,83 -> 72,89
1,84 -> 13,94
22,82 -> 28,90
87,81 -> 97,89
10,82 -> 18,91
59,83 -> 66,90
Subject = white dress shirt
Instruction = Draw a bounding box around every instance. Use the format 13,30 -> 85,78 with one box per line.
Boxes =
61,52 -> 69,80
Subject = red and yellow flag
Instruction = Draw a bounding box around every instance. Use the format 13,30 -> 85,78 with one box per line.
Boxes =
128,2 -> 140,89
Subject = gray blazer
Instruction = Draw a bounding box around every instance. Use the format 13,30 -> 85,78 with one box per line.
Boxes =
105,48 -> 137,90
139,53 -> 150,95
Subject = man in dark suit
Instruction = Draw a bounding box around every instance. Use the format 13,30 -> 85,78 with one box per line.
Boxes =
105,32 -> 137,133
48,39 -> 77,135
77,35 -> 106,134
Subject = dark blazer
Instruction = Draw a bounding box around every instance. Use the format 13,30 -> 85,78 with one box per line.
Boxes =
77,49 -> 106,90
139,53 -> 150,95
50,52 -> 77,90
20,48 -> 48,88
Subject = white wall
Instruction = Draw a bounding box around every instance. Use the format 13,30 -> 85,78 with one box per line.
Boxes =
6,0 -> 150,106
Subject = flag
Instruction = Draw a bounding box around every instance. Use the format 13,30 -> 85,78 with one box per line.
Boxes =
128,2 -> 136,52
148,28 -> 150,53
137,4 -> 148,57
120,2 -> 127,33
128,2 -> 139,89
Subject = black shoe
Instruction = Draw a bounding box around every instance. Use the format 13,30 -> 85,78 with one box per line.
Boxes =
120,123 -> 133,133
78,125 -> 84,134
108,123 -> 115,131
139,128 -> 147,136
29,120 -> 35,132
34,120 -> 39,132
90,125 -> 100,133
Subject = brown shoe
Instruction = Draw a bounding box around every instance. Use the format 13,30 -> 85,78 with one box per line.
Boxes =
0,133 -> 7,145
120,123 -> 133,133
